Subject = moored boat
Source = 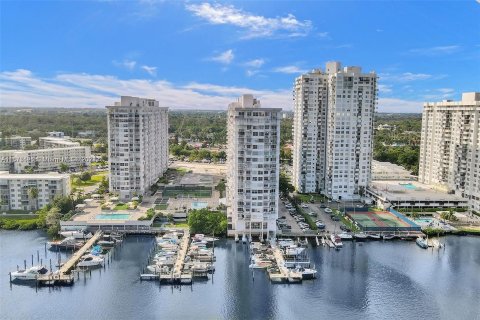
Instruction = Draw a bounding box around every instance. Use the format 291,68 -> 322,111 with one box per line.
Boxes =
11,265 -> 48,281
382,234 -> 396,240
354,232 -> 368,241
77,254 -> 104,267
330,234 -> 343,248
367,233 -> 381,240
295,266 -> 317,280
338,233 -> 353,241
48,237 -> 83,250
416,237 -> 428,249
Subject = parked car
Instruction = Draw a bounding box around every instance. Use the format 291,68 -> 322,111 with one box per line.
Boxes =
301,204 -> 308,208
324,208 -> 333,213
319,204 -> 326,208
309,199 -> 314,203
316,223 -> 326,229
308,212 -> 316,217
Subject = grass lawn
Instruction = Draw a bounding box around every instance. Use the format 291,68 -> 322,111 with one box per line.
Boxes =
71,171 -> 108,187
113,203 -> 129,210
296,193 -> 327,203
458,226 -> 480,234
0,215 -> 39,220
165,223 -> 189,229
1,209 -> 31,215
155,204 -> 169,210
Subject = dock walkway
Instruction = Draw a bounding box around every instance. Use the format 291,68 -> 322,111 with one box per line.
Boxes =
37,230 -> 103,285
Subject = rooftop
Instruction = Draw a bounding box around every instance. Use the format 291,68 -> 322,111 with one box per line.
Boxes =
368,180 -> 466,202
0,171 -> 70,180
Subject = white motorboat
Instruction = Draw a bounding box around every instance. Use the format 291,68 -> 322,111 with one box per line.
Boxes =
285,246 -> 305,256
287,270 -> 303,283
416,237 -> 428,249
48,237 -> 83,250
330,234 -> 343,248
382,234 -> 396,240
59,229 -> 93,239
11,265 -> 49,281
367,233 -> 381,240
97,240 -> 115,247
242,234 -> 247,244
338,233 -> 353,241
295,266 -> 317,280
77,254 -> 104,267
354,233 -> 368,241
278,239 -> 295,248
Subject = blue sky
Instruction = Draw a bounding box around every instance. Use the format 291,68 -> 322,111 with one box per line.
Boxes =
1,0 -> 479,112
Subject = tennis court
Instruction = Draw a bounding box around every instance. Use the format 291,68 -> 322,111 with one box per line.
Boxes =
346,208 -> 420,231
161,186 -> 212,198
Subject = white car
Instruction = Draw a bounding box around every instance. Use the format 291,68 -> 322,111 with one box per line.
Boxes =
308,212 -> 316,216
301,204 -> 308,208
324,208 -> 333,213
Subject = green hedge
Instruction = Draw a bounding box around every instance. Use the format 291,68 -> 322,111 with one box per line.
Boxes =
0,218 -> 41,230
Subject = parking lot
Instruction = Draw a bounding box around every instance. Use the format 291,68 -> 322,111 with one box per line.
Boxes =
277,197 -> 361,234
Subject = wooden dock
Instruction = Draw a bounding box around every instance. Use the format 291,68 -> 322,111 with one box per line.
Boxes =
36,230 -> 103,285
173,229 -> 190,278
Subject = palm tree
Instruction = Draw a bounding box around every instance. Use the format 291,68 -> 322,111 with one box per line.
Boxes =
27,186 -> 39,210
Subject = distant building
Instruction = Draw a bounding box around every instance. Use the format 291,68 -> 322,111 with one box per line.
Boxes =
376,124 -> 396,131
371,161 -> 414,181
226,94 -> 281,240
0,171 -> 70,211
78,130 -> 96,138
292,61 -> 377,200
2,136 -> 32,150
107,96 -> 169,201
0,146 -> 91,173
419,92 -> 480,211
48,131 -> 65,138
39,137 -> 80,149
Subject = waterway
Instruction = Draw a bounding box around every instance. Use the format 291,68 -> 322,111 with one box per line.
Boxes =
1,230 -> 479,320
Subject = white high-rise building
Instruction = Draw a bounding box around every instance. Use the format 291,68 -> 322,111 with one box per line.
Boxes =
107,96 -> 168,201
419,92 -> 480,211
226,94 -> 281,240
292,61 -> 377,200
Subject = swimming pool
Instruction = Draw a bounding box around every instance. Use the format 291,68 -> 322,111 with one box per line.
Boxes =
400,183 -> 417,190
414,218 -> 434,224
191,201 -> 208,210
95,213 -> 130,220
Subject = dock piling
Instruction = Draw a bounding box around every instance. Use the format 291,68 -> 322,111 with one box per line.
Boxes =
37,250 -> 39,263
31,255 -> 33,266
24,260 -> 26,270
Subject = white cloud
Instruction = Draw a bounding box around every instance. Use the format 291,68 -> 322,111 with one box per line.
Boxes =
378,98 -> 423,113
380,72 -> 445,82
210,49 -> 234,64
408,45 -> 461,56
246,70 -> 259,77
422,88 -> 455,100
112,59 -> 137,70
273,65 -> 308,74
0,69 -> 291,110
185,3 -> 312,39
244,59 -> 265,68
141,65 -> 157,76
378,84 -> 392,93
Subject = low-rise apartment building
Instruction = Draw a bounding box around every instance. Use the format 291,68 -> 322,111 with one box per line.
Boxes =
0,171 -> 70,211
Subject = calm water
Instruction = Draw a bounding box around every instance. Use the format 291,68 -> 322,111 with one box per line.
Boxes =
1,231 -> 479,320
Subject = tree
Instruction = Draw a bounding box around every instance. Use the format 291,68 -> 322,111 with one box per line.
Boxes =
79,171 -> 92,182
215,180 -> 226,198
279,172 -> 294,195
59,163 -> 69,172
27,186 -> 39,210
188,209 -> 227,235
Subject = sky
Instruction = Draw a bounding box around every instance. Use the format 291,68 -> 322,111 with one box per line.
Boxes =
0,0 -> 479,112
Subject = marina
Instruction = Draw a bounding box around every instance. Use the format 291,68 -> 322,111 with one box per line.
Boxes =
140,230 -> 217,285
2,230 -> 480,319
